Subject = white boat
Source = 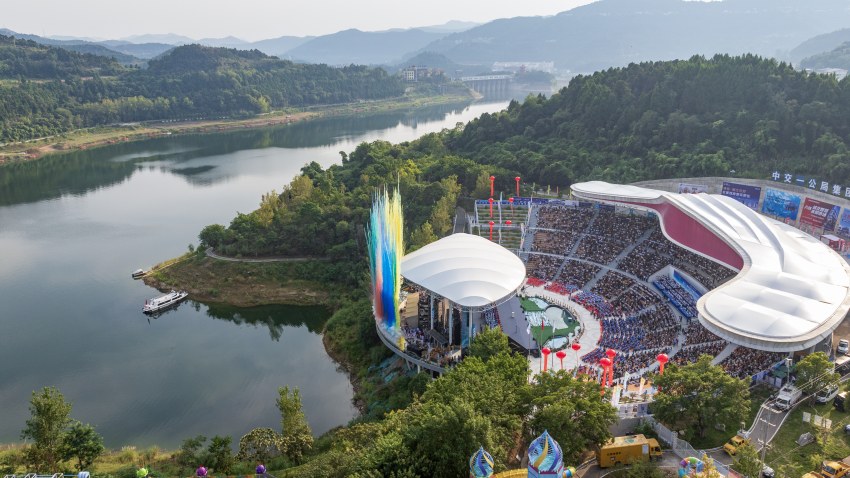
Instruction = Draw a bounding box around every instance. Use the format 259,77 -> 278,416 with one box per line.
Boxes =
132,269 -> 146,279
143,290 -> 188,314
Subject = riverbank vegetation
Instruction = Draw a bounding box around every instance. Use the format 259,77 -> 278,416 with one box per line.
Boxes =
0,36 -> 405,143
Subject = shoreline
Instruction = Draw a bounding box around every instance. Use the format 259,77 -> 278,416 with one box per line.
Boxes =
0,91 -> 475,165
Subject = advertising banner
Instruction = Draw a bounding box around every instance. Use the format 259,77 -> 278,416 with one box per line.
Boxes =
800,197 -> 841,231
721,182 -> 762,209
761,188 -> 802,221
678,183 -> 708,194
836,210 -> 850,238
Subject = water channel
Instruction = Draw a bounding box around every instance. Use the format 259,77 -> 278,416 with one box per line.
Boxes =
0,100 -> 508,448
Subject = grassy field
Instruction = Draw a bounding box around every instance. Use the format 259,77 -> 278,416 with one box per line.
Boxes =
765,389 -> 850,478
520,297 -> 544,312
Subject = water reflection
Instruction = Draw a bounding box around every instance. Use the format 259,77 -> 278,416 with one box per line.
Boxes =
0,101 -> 475,207
204,303 -> 330,340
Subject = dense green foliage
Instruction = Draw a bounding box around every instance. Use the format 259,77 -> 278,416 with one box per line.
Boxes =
197,135 -> 495,285
276,387 -> 313,463
794,352 -> 840,395
0,41 -> 404,142
801,42 -> 850,70
650,355 -> 751,440
284,329 -> 616,477
449,54 -> 850,186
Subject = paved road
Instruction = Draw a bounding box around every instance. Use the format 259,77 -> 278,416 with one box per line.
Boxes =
205,248 -> 327,263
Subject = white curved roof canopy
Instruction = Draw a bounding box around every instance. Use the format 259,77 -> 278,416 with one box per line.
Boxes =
571,181 -> 850,352
401,233 -> 525,309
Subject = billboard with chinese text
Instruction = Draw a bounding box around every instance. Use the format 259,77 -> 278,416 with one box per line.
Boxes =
761,188 -> 801,221
721,182 -> 761,209
800,197 -> 841,231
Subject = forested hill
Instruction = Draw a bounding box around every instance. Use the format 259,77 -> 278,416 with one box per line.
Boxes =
0,34 -> 124,78
801,42 -> 850,71
448,54 -> 850,186
0,43 -> 404,142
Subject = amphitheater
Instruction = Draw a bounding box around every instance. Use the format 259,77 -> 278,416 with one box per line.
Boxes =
378,177 -> 850,384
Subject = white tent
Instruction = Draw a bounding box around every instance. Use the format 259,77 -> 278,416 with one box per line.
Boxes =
572,180 -> 850,352
401,233 -> 525,309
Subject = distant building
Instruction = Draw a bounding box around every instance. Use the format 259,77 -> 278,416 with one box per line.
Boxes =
401,65 -> 443,82
492,61 -> 555,74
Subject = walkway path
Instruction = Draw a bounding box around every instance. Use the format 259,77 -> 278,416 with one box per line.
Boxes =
205,248 -> 327,263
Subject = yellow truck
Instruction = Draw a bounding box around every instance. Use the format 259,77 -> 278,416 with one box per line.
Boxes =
820,459 -> 850,478
596,434 -> 663,468
723,433 -> 750,455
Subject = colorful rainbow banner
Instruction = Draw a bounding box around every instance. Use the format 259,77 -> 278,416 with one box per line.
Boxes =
367,188 -> 404,342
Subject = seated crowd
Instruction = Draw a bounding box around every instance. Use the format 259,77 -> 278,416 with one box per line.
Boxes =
672,341 -> 727,366
653,276 -> 698,319
556,260 -> 600,288
587,210 -> 655,244
597,310 -> 679,353
544,281 -> 579,296
721,347 -> 786,379
611,285 -> 661,316
532,230 -> 577,255
536,205 -> 596,232
618,240 -> 674,280
525,254 -> 562,281
574,234 -> 628,264
591,271 -> 636,299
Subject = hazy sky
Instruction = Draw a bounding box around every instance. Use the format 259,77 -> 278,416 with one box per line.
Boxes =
5,0 -> 597,41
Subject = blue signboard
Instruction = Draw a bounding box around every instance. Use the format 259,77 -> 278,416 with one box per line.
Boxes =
838,210 -> 850,239
721,182 -> 762,209
761,188 -> 801,221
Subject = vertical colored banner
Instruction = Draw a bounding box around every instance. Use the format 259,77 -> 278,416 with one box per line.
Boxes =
837,210 -> 850,239
800,197 -> 841,231
721,182 -> 762,209
761,188 -> 802,221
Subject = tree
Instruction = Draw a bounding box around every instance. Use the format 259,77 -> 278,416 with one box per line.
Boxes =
21,386 -> 72,471
236,428 -> 282,463
651,355 -> 750,439
206,436 -> 234,474
60,421 -> 104,471
468,327 -> 511,362
795,352 -> 840,395
277,386 -> 313,463
732,442 -> 762,478
176,435 -> 207,469
626,455 -> 664,478
529,370 -> 618,465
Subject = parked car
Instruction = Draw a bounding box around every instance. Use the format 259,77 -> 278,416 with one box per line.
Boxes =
838,339 -> 849,355
763,465 -> 775,478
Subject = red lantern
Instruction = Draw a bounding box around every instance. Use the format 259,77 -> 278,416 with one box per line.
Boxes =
571,342 -> 581,376
508,196 -> 514,212
505,220 -> 512,226
657,353 -> 669,375
489,175 -> 496,197
599,357 -> 612,388
606,348 -> 616,359
515,176 -> 521,197
488,221 -> 495,241
488,197 -> 494,217
556,350 -> 566,370
542,347 -> 551,372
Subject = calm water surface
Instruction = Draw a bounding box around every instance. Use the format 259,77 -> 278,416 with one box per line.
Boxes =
0,101 -> 508,448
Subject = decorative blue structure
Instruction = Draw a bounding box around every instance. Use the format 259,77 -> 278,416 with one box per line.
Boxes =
528,430 -> 565,477
469,446 -> 495,478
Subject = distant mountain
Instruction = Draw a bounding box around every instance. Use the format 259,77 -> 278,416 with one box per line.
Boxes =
198,36 -> 249,48
0,34 -> 123,79
393,52 -> 466,75
107,42 -> 174,59
0,29 -> 141,65
801,41 -> 850,71
417,0 -> 850,72
286,28 -> 448,65
417,20 -> 481,34
788,28 -> 850,65
246,35 -> 314,58
121,33 -> 195,45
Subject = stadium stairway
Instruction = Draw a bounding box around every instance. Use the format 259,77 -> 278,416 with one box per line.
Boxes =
711,343 -> 737,365
608,227 -> 656,269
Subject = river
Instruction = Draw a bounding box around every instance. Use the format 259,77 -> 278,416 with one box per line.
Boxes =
0,100 -> 508,448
